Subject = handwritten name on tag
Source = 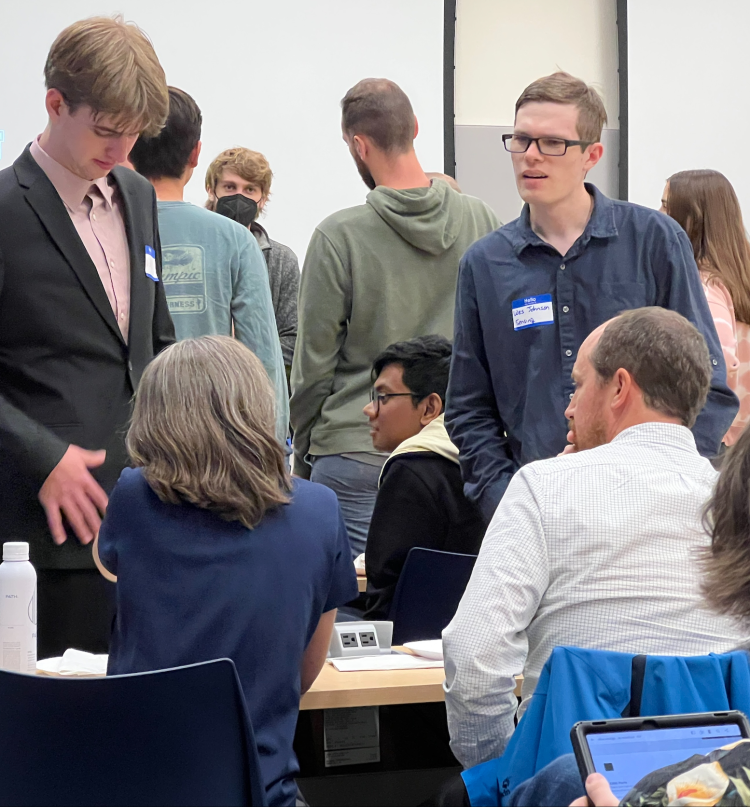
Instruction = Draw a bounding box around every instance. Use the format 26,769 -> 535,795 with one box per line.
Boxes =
512,294 -> 554,331
145,246 -> 158,281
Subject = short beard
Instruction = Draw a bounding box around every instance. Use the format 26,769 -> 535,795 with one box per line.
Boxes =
575,419 -> 609,452
353,153 -> 376,190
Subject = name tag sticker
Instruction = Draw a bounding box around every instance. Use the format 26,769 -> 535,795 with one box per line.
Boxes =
512,294 -> 554,331
145,246 -> 158,282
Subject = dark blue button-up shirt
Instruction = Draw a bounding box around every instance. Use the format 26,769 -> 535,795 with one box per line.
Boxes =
446,184 -> 738,522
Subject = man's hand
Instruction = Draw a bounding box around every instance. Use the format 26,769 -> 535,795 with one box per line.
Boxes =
38,445 -> 108,546
570,773 -> 619,806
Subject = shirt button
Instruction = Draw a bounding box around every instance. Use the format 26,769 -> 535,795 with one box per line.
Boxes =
562,306 -> 570,313
92,213 -> 97,221
712,359 -> 718,366
565,349 -> 573,357
110,259 -> 115,268
560,263 -> 565,270
569,392 -> 574,399
119,312 -> 124,320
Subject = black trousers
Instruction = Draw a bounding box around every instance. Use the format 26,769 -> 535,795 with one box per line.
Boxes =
36,569 -> 115,660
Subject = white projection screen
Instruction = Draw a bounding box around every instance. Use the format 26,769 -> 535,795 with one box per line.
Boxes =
626,0 -> 750,216
0,1 -> 446,260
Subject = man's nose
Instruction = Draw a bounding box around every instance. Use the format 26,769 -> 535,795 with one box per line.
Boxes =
363,401 -> 376,419
524,140 -> 544,161
109,136 -> 134,164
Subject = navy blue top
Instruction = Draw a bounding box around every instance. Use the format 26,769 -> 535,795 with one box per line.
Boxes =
445,184 -> 738,522
98,468 -> 358,807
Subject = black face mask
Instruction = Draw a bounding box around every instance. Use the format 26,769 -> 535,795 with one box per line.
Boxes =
215,194 -> 258,227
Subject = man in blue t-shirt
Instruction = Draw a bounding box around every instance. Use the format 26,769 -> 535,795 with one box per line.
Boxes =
129,87 -> 288,442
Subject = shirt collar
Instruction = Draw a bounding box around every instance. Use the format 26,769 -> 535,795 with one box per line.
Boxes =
610,422 -> 698,454
250,221 -> 271,251
506,183 -> 618,256
30,136 -> 115,211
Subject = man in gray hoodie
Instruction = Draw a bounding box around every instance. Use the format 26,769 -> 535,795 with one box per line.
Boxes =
291,78 -> 497,556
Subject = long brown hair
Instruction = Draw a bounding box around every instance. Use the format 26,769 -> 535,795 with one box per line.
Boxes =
702,425 -> 750,620
127,336 -> 291,529
666,169 -> 750,324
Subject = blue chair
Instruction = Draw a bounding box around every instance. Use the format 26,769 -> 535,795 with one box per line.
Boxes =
388,547 -> 478,645
0,658 -> 266,807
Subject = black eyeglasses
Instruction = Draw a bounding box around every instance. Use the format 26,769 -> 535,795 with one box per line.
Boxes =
369,390 -> 421,413
502,134 -> 593,156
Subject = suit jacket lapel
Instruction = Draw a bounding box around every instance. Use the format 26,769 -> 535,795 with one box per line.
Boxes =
16,149 -> 125,344
111,166 -> 151,351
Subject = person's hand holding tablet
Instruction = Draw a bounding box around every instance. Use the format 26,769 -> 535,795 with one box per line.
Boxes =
570,774 -> 619,806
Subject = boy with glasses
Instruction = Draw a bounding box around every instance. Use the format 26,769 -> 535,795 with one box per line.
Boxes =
446,71 -> 737,524
361,336 -> 485,619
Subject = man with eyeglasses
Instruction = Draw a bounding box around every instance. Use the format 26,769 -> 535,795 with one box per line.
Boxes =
360,335 -> 485,618
445,71 -> 737,524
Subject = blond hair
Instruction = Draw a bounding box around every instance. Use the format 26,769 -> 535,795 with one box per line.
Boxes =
515,71 -> 607,143
127,336 -> 291,529
45,16 -> 168,137
205,148 -> 273,210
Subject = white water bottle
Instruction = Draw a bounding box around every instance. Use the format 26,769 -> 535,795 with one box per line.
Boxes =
0,542 -> 37,672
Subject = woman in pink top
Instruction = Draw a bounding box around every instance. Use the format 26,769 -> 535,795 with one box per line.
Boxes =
661,170 -> 750,445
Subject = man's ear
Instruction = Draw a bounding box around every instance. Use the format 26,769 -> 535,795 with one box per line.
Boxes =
610,368 -> 633,413
45,88 -> 66,122
188,141 -> 202,169
583,142 -> 604,173
419,393 -> 443,426
413,115 -> 419,140
353,134 -> 368,160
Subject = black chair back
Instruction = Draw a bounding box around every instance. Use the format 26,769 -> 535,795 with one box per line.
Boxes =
0,658 -> 266,807
388,547 -> 478,645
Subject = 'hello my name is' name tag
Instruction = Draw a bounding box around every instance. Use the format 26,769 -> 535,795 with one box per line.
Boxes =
512,294 -> 554,331
145,246 -> 158,281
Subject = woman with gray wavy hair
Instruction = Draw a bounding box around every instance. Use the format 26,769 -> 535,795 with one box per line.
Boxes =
93,336 -> 357,807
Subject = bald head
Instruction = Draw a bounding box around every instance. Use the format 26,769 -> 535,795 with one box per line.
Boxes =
341,78 -> 415,153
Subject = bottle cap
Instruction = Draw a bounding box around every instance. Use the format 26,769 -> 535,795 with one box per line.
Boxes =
3,542 -> 29,561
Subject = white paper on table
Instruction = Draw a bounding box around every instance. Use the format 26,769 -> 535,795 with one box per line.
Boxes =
403,639 -> 444,660
37,648 -> 108,676
353,553 -> 366,575
328,654 -> 444,672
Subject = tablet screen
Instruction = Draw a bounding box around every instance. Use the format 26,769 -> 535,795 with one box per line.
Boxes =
587,722 -> 743,799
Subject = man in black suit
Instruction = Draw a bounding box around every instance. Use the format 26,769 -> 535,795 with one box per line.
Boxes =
0,16 -> 173,658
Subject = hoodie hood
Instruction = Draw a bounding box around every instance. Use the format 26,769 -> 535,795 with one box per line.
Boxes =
379,414 -> 460,486
365,179 -> 465,256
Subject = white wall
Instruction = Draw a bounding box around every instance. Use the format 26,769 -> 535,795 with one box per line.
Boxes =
453,0 -> 620,223
627,0 -> 750,215
0,1 -> 445,261
455,0 -> 619,128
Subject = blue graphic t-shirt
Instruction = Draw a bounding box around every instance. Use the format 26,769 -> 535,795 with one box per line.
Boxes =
156,201 -> 288,442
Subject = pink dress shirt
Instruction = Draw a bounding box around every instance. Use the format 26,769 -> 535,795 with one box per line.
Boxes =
30,137 -> 131,342
701,273 -> 748,445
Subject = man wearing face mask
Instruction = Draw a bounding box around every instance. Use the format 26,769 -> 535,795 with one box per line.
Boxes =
291,78 -> 497,558
129,87 -> 289,444
205,148 -> 300,387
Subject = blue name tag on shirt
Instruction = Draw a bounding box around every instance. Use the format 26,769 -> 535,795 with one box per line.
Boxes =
145,246 -> 158,281
512,294 -> 554,330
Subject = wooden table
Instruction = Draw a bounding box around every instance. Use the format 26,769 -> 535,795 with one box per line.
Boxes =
300,653 -> 523,710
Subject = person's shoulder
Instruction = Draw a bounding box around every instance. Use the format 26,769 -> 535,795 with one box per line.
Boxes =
289,477 -> 341,512
111,466 -> 152,501
267,237 -> 299,266
458,191 -> 499,223
461,217 -> 517,264
315,203 -> 374,236
112,165 -> 155,201
608,195 -> 685,241
161,203 -> 256,247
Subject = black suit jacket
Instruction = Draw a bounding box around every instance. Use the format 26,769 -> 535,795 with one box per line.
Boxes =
0,146 -> 175,569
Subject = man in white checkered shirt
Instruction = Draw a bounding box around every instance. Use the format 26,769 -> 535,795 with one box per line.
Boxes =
443,307 -> 747,769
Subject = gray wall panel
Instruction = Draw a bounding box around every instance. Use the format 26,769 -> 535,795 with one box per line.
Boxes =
455,125 -> 620,225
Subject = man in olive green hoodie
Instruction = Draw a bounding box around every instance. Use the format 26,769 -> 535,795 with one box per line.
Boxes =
290,78 -> 497,557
